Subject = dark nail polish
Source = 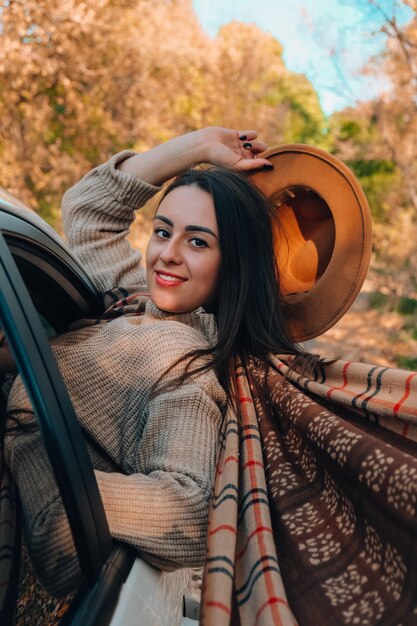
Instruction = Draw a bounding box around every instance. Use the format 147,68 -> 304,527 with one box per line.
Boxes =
239,135 -> 247,140
262,164 -> 274,170
243,142 -> 252,149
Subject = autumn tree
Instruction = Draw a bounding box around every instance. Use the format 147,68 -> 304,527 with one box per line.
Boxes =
0,0 -> 210,222
0,0 -> 328,228
371,0 -> 417,210
1,0 -> 137,218
200,21 -> 327,147
328,1 -> 417,294
330,0 -> 417,217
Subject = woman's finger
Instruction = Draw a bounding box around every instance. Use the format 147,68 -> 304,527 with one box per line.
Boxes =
247,140 -> 268,154
234,157 -> 274,172
237,129 -> 258,142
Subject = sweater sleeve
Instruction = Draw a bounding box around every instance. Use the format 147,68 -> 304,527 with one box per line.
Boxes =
4,425 -> 81,597
95,378 -> 224,572
5,369 -> 224,597
62,150 -> 162,292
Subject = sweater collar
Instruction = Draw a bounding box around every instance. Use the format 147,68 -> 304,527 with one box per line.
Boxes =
100,288 -> 217,345
144,300 -> 218,345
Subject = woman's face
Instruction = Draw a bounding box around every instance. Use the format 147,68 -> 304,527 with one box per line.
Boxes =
146,185 -> 221,313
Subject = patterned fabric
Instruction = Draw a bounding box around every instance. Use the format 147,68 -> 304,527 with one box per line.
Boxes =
201,355 -> 417,626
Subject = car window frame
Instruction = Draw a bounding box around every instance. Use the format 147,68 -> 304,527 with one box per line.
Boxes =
0,230 -> 113,576
0,231 -> 136,625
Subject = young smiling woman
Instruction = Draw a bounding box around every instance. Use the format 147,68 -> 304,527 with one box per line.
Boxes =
146,184 -> 221,313
5,127 -> 304,598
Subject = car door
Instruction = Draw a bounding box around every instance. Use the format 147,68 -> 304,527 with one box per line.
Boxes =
0,196 -> 197,625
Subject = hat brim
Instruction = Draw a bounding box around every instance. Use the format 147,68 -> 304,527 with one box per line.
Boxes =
248,144 -> 372,342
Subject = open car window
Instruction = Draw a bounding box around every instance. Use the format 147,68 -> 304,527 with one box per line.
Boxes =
0,195 -> 197,625
0,195 -> 138,624
0,230 -> 137,624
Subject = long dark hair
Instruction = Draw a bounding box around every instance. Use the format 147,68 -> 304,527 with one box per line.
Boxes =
154,166 -> 306,400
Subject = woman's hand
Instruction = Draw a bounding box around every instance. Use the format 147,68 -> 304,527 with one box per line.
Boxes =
197,127 -> 272,171
117,127 -> 272,187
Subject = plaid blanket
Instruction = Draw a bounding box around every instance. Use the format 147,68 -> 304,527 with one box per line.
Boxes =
202,356 -> 417,626
2,305 -> 417,624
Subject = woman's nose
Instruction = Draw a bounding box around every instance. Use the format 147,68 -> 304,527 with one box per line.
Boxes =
159,238 -> 182,264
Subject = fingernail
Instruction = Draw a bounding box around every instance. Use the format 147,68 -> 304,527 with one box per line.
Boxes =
243,142 -> 252,149
262,164 -> 274,170
239,135 -> 247,140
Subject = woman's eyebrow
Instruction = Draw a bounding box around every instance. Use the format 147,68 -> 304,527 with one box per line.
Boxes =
154,214 -> 173,226
154,214 -> 217,238
185,225 -> 218,238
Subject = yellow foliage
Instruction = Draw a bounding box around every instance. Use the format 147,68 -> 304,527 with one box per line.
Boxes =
0,0 -> 329,227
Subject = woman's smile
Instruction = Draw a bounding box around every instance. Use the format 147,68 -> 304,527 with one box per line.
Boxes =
146,185 -> 221,313
155,269 -> 188,286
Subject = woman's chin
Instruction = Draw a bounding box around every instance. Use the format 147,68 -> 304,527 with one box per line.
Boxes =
151,293 -> 193,314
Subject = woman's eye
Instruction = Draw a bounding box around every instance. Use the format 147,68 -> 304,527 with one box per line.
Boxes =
190,237 -> 208,248
154,227 -> 170,239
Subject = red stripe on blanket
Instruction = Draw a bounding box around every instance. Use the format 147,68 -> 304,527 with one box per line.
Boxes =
205,601 -> 231,615
241,396 -> 254,404
317,368 -> 417,418
324,387 -> 417,417
236,526 -> 274,560
393,372 -> 417,417
242,460 -> 264,471
255,597 -> 289,626
216,455 -> 239,477
237,375 -> 284,626
326,361 -> 351,399
209,524 -> 237,536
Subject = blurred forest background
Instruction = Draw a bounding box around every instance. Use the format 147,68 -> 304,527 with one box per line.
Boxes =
0,0 -> 417,626
1,0 -> 417,367
2,3 -> 417,621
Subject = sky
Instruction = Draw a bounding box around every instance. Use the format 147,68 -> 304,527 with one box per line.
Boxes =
193,0 -> 414,115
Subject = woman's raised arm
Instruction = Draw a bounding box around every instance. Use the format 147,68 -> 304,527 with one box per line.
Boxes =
62,151 -> 159,293
116,127 -> 272,186
62,127 -> 271,293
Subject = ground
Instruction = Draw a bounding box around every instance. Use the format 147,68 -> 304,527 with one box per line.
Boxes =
307,269 -> 417,368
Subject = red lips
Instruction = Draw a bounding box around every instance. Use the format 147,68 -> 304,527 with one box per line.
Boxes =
155,270 -> 188,287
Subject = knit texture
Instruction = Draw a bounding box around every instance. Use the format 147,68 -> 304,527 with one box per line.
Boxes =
5,151 -> 226,597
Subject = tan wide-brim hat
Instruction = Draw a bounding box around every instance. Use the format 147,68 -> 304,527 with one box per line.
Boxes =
248,144 -> 372,342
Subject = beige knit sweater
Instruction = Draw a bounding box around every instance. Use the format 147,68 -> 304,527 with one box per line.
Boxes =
5,151 -> 226,597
